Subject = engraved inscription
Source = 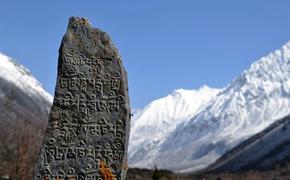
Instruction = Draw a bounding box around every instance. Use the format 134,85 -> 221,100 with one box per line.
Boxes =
33,17 -> 130,180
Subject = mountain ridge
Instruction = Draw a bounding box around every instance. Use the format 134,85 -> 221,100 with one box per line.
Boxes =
129,40 -> 290,173
129,85 -> 221,165
0,52 -> 52,179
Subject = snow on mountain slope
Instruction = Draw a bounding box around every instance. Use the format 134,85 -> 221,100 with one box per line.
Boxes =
128,86 -> 221,165
0,52 -> 52,178
208,114 -> 290,172
0,53 -> 52,114
132,41 -> 290,172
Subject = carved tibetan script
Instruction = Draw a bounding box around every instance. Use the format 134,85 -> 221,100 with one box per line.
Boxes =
33,17 -> 131,180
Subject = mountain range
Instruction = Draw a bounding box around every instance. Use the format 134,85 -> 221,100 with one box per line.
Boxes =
129,41 -> 290,172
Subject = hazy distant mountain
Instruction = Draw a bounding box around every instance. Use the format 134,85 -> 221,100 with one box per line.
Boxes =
129,41 -> 290,172
0,52 -> 52,179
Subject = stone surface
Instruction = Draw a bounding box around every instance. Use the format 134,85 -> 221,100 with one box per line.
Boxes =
33,17 -> 131,180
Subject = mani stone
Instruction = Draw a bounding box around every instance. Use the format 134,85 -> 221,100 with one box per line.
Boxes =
33,17 -> 131,180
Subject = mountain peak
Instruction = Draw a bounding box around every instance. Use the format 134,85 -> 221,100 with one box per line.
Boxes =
230,41 -> 290,93
130,40 -> 290,172
282,40 -> 290,50
0,52 -> 53,103
172,85 -> 219,96
129,85 -> 220,167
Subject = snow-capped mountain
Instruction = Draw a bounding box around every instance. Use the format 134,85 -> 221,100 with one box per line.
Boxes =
0,53 -> 52,114
129,41 -> 290,172
0,52 -> 52,179
129,86 -> 221,165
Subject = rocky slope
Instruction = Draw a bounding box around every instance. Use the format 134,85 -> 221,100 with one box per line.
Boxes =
208,113 -> 290,172
0,53 -> 52,179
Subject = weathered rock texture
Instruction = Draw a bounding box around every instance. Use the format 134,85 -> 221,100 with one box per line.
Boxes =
33,17 -> 131,180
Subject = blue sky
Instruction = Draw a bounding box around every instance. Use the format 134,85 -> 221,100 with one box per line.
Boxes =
1,1 -> 290,108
